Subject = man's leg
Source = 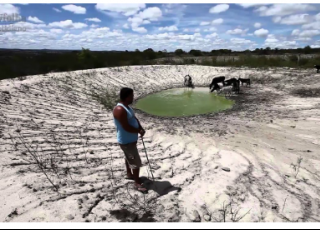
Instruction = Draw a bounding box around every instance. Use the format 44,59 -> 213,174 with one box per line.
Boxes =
125,160 -> 134,179
132,168 -> 142,185
120,143 -> 147,192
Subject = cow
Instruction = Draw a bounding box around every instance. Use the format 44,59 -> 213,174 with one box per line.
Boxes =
217,81 -> 240,96
210,83 -> 221,93
209,76 -> 225,91
184,75 -> 195,89
315,65 -> 320,73
224,78 -> 239,87
239,78 -> 251,87
233,80 -> 240,94
217,86 -> 234,97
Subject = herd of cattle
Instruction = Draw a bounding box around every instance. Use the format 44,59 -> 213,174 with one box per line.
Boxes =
209,76 -> 250,96
183,65 -> 320,97
184,75 -> 251,97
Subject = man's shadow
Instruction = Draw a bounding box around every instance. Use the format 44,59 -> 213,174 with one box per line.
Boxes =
140,176 -> 182,196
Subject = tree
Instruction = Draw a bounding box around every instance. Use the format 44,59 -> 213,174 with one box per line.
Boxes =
77,48 -> 100,69
78,47 -> 94,61
142,48 -> 157,60
189,49 -> 202,57
304,45 -> 312,54
175,49 -> 185,56
265,47 -> 271,55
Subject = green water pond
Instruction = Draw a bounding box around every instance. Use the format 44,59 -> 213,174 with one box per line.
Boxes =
135,88 -> 234,117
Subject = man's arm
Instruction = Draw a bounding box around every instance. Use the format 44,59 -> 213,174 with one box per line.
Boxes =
113,107 -> 140,134
135,116 -> 144,131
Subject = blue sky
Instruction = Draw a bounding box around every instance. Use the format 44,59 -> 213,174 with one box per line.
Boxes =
0,3 -> 320,51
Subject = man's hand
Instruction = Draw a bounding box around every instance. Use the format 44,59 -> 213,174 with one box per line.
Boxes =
139,128 -> 146,138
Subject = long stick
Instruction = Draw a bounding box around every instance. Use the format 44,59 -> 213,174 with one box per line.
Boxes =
141,137 -> 155,182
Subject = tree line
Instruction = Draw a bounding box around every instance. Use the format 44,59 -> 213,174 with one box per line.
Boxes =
0,46 -> 319,80
175,46 -> 319,56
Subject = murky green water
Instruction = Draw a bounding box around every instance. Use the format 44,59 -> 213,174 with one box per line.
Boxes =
135,88 -> 234,117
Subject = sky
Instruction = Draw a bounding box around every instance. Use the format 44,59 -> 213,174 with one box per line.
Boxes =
0,3 -> 320,51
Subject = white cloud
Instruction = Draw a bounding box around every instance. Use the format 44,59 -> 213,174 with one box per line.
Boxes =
132,27 -> 147,33
49,20 -> 88,29
159,25 -> 178,32
0,4 -> 20,14
91,24 -> 99,28
183,29 -> 189,32
231,38 -> 254,45
292,29 -> 300,36
146,33 -> 171,40
27,16 -> 44,24
50,29 -> 64,34
212,18 -> 224,25
143,20 -> 151,25
296,37 -> 312,42
13,21 -> 46,30
146,32 -> 203,43
205,33 -> 218,39
238,3 -> 270,8
276,14 -> 312,25
93,27 -> 110,32
316,13 -> 320,21
256,4 -> 316,17
254,23 -> 261,28
195,28 -> 201,32
210,4 -> 230,14
136,7 -> 162,21
265,34 -> 279,44
53,8 -> 62,13
85,18 -> 101,23
204,27 -> 217,32
123,23 -> 129,29
128,7 -> 162,31
128,17 -> 144,29
285,28 -> 317,44
227,28 -> 249,36
62,5 -> 86,14
177,34 -> 199,41
302,21 -> 320,30
272,16 -> 282,23
264,35 -> 298,49
299,30 -> 320,38
60,27 -> 123,42
200,21 -> 211,26
254,28 -> 269,38
95,3 -> 146,17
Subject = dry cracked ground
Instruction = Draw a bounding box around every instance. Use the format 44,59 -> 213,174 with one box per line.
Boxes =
0,65 -> 320,222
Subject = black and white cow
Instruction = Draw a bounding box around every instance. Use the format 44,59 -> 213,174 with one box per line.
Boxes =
315,65 -> 320,73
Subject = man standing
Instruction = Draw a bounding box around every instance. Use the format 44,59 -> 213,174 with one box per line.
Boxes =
113,88 -> 147,193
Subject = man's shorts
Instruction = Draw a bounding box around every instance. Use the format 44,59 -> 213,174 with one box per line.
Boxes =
119,141 -> 143,170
